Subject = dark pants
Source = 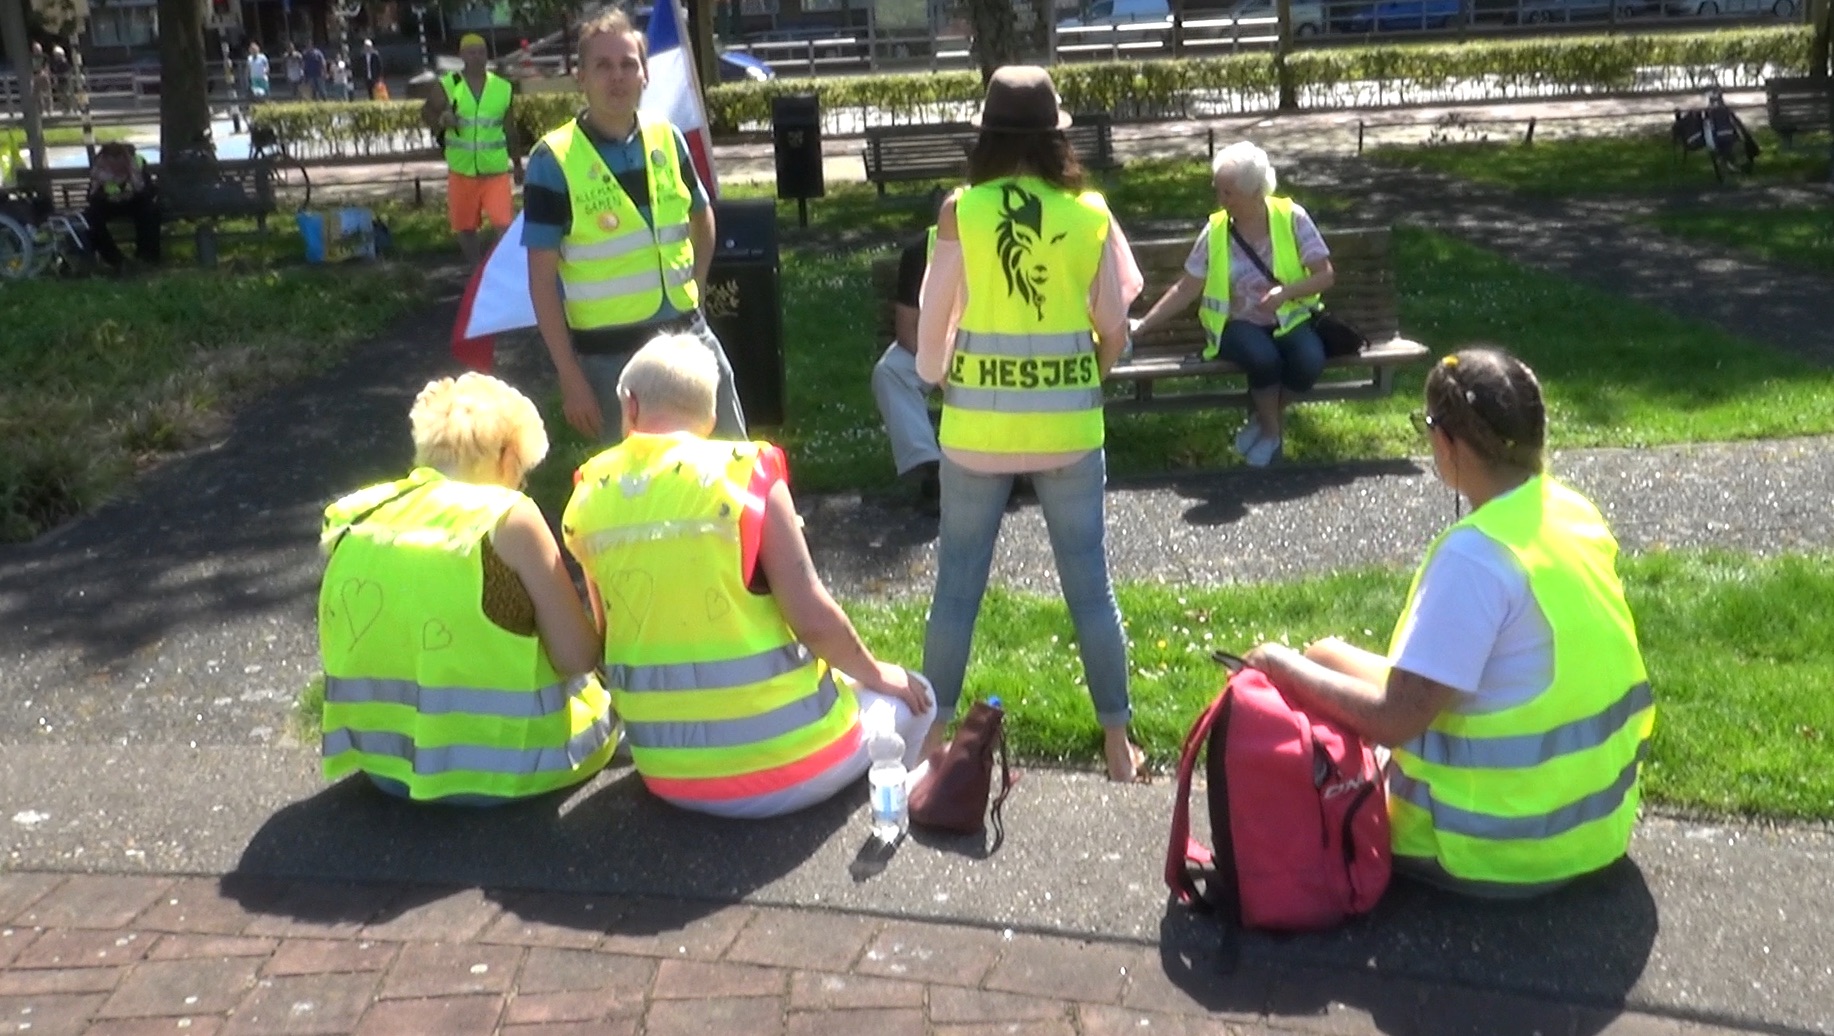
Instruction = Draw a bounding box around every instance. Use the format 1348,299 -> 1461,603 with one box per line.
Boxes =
85,192 -> 162,267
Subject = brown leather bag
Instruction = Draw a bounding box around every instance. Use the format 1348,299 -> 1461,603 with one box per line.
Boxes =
909,700 -> 1017,844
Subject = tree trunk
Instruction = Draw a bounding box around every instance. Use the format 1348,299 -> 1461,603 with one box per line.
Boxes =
965,0 -> 1020,86
1813,0 -> 1831,78
158,0 -> 213,156
1275,0 -> 1296,111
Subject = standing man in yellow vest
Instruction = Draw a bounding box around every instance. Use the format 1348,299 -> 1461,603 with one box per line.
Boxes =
422,33 -> 520,264
564,334 -> 932,818
522,9 -> 745,444
1244,349 -> 1654,898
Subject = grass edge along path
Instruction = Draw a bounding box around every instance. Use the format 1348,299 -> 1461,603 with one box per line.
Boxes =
1644,203 -> 1834,275
295,548 -> 1834,825
0,261 -> 432,542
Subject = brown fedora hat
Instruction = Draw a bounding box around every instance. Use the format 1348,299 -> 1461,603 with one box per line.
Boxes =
971,65 -> 1072,133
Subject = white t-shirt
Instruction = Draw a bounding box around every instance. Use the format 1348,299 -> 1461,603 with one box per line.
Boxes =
1391,526 -> 1554,715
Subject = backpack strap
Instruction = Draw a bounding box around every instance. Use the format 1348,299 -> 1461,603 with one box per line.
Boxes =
1165,685 -> 1232,908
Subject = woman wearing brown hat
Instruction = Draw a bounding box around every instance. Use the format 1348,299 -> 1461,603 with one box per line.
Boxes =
913,65 -> 1149,782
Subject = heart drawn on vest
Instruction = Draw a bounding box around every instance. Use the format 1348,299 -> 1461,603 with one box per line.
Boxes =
422,619 -> 454,652
704,589 -> 730,622
608,569 -> 656,629
338,578 -> 384,646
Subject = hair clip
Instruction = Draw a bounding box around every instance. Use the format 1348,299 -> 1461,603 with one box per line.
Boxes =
1441,355 -> 1460,367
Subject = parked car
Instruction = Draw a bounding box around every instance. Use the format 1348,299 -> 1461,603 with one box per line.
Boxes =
1221,0 -> 1328,35
1517,0 -> 1661,21
1337,0 -> 1462,32
717,50 -> 775,82
1664,0 -> 1797,15
1058,0 -> 1172,28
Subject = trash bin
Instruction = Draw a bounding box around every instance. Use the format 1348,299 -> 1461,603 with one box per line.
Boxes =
771,94 -> 824,203
706,198 -> 785,428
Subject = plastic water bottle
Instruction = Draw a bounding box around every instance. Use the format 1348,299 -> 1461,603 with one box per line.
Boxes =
867,728 -> 908,842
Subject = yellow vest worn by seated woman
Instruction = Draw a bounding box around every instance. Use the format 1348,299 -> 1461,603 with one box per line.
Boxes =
1196,195 -> 1319,359
1388,476 -> 1654,888
318,468 -> 617,801
563,433 -> 861,816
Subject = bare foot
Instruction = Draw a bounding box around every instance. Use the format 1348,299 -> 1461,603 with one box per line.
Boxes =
1105,738 -> 1149,783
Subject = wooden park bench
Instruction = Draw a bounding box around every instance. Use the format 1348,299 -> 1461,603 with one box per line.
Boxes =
1110,228 -> 1430,412
17,157 -> 277,264
860,113 -> 1120,197
1764,77 -> 1832,148
870,224 -> 1430,414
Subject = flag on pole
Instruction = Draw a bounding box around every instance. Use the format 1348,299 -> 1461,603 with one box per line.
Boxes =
449,0 -> 721,370
641,0 -> 719,201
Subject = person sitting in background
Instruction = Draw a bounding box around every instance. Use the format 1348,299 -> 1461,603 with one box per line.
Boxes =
1244,348 -> 1654,898
85,143 -> 161,272
318,373 -> 617,806
1130,141 -> 1335,467
564,334 -> 934,818
871,218 -> 942,513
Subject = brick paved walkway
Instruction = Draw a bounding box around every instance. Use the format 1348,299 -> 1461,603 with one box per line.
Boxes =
0,873 -> 1758,1036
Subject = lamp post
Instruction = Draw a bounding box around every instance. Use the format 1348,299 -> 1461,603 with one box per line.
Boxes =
412,2 -> 431,71
331,0 -> 361,100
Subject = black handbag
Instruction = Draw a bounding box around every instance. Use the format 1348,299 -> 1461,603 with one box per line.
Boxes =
1227,223 -> 1367,358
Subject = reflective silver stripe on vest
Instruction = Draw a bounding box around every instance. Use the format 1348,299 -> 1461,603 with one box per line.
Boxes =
566,268 -> 665,302
562,225 -> 690,263
324,711 -> 615,775
608,642 -> 814,694
457,117 -> 501,128
575,519 -> 732,559
623,668 -> 839,750
324,674 -> 592,720
448,140 -> 505,151
1200,296 -> 1227,315
941,385 -> 1104,412
956,328 -> 1093,357
1389,739 -> 1649,842
1403,682 -> 1653,771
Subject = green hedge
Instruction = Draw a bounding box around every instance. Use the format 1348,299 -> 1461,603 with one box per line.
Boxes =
258,27 -> 1811,154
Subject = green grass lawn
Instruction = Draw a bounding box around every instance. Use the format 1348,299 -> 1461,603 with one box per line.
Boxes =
1370,127 -> 1831,196
1646,203 -> 1834,274
0,262 -> 430,541
844,549 -> 1834,822
528,221 -> 1834,504
291,548 -> 1834,822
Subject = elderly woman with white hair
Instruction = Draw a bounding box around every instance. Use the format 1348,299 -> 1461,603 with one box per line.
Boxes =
1131,141 -> 1337,467
563,334 -> 935,819
317,373 -> 617,806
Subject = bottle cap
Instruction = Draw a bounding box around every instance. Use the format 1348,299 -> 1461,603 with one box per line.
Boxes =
988,696 -> 1003,710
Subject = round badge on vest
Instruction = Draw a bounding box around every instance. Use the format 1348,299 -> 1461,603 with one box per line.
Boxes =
597,212 -> 621,232
650,148 -> 666,168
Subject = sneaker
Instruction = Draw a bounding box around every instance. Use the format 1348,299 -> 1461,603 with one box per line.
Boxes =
1233,420 -> 1263,458
1244,433 -> 1283,469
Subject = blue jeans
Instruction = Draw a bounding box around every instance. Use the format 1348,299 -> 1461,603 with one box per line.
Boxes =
1219,319 -> 1326,393
921,450 -> 1131,729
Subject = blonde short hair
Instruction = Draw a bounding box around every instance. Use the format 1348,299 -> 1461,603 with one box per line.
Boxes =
618,334 -> 717,426
410,373 -> 549,478
577,8 -> 647,72
1212,141 -> 1277,198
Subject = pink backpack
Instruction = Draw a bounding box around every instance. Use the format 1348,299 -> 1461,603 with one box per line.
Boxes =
1166,659 -> 1392,931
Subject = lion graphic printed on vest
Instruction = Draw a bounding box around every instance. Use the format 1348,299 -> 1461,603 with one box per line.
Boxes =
995,183 -> 1068,321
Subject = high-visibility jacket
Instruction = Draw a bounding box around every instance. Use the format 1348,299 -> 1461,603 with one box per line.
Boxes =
441,71 -> 513,177
98,154 -> 148,201
542,117 -> 698,331
1197,196 -> 1318,360
939,176 -> 1110,456
563,433 -> 861,814
1387,476 -> 1654,887
318,468 -> 617,801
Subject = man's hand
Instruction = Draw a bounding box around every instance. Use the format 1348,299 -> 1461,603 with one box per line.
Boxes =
441,110 -> 460,130
868,662 -> 932,717
559,366 -> 603,440
1244,642 -> 1300,683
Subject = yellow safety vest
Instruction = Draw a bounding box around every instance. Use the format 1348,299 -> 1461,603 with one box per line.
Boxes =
543,117 -> 698,332
442,71 -> 514,177
318,468 -> 617,801
563,433 -> 860,812
939,176 -> 1110,456
1197,196 -> 1318,360
1388,476 -> 1654,887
